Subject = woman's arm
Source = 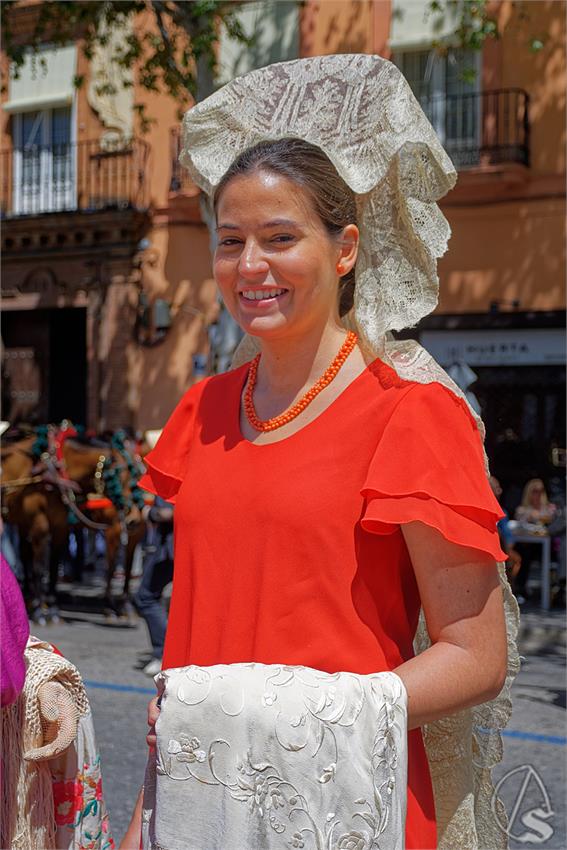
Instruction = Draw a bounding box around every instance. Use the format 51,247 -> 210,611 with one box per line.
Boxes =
394,520 -> 508,731
118,698 -> 160,849
119,789 -> 143,849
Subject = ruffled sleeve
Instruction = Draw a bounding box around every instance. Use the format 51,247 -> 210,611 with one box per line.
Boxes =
138,384 -> 200,503
361,381 -> 508,562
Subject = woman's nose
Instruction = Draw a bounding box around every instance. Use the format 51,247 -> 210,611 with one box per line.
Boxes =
239,241 -> 269,277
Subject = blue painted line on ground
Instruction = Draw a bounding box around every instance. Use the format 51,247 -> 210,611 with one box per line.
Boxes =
501,729 -> 567,745
82,679 -> 567,745
84,679 -> 156,696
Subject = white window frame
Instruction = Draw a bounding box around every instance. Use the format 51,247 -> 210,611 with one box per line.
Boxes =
394,48 -> 482,163
444,50 -> 482,158
12,103 -> 77,215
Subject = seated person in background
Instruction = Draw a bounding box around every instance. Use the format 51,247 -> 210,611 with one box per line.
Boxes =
515,478 -> 557,526
513,478 -> 557,604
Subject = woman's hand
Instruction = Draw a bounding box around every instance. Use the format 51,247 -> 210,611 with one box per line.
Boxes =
146,694 -> 160,749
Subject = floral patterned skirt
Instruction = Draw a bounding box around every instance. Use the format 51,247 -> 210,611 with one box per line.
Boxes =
50,713 -> 114,850
141,663 -> 408,850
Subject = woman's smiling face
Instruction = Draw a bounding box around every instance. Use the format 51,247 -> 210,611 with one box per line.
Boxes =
214,170 -> 355,341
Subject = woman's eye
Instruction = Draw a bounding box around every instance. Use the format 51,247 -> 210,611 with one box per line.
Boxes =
219,238 -> 241,247
271,234 -> 294,243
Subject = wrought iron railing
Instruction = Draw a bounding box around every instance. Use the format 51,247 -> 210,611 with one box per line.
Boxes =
420,88 -> 530,169
169,90 -> 529,184
1,137 -> 150,217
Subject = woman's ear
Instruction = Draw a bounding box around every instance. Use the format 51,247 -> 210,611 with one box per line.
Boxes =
336,224 -> 359,276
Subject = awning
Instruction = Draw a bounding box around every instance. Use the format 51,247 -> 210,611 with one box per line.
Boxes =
389,0 -> 459,51
3,45 -> 76,113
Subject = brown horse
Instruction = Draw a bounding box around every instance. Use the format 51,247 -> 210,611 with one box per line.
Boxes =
63,436 -> 147,620
1,435 -> 65,621
1,431 -> 147,622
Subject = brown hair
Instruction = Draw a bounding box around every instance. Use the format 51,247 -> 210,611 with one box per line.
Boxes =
213,138 -> 357,317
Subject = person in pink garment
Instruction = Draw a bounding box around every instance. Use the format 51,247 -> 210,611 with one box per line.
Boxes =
1,553 -> 29,707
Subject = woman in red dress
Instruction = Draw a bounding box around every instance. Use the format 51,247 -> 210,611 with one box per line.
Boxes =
122,56 -> 519,850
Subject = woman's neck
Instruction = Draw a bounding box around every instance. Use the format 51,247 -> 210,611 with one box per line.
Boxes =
256,321 -> 349,398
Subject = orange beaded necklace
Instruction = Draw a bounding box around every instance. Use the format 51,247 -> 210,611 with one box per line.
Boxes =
243,331 -> 358,432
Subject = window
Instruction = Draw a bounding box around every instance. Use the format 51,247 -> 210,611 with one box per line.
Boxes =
12,107 -> 75,214
394,49 -> 482,167
5,45 -> 77,215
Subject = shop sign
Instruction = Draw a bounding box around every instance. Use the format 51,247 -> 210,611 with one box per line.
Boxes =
420,329 -> 565,366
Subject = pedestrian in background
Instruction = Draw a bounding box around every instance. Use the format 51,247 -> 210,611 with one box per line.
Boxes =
133,496 -> 174,676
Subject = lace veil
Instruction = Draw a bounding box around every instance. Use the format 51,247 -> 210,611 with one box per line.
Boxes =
180,54 -> 520,849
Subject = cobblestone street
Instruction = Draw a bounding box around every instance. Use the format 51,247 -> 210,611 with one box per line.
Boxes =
34,604 -> 566,848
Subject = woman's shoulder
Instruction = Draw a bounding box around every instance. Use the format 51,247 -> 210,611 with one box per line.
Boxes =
139,364 -> 249,500
369,358 -> 478,430
200,361 -> 249,392
172,362 -> 249,411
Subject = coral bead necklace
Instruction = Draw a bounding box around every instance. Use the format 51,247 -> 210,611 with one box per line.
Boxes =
244,331 -> 358,432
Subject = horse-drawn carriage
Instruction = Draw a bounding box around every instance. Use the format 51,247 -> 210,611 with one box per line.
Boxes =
1,421 -> 152,623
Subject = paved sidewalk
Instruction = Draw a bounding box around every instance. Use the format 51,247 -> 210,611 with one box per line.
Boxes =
31,598 -> 565,846
516,604 -> 566,655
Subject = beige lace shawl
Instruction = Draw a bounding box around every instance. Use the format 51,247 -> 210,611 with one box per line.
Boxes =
1,638 -> 90,850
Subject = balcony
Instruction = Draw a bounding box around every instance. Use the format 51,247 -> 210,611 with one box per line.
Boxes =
168,89 -> 529,184
420,88 -> 530,170
1,137 -> 150,218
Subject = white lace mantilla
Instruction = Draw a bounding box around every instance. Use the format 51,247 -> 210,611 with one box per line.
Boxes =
180,54 -> 457,349
142,664 -> 408,850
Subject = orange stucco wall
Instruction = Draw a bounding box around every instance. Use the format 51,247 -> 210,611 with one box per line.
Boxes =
130,10 -> 195,211
437,0 -> 566,316
494,0 -> 565,175
1,1 -> 564,431
438,197 -> 565,313
301,0 -> 391,56
128,219 -> 214,427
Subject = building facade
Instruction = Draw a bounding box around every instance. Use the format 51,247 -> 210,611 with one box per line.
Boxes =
1,1 -> 565,500
388,0 -> 566,508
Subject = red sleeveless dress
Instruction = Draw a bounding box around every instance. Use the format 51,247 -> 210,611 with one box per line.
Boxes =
138,356 -> 507,850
